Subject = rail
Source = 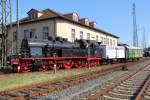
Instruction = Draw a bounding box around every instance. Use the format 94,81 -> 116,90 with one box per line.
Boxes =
89,63 -> 150,100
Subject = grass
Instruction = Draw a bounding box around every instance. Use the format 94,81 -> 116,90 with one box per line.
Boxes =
0,67 -> 103,91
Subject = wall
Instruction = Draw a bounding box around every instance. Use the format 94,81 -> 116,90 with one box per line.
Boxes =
56,19 -> 118,45
7,19 -> 55,55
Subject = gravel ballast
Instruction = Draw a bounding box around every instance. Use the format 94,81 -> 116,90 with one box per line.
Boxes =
31,60 -> 150,100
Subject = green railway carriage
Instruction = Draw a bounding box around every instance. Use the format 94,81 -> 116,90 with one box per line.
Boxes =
125,46 -> 143,60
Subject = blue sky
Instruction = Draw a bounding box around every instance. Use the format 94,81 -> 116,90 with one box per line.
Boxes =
12,0 -> 150,47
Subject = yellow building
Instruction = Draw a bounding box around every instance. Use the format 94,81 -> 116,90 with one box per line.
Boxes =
7,8 -> 119,55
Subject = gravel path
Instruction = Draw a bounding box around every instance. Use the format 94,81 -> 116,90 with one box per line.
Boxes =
31,60 -> 150,100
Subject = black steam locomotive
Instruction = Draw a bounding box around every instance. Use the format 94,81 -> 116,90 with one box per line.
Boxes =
10,37 -> 102,72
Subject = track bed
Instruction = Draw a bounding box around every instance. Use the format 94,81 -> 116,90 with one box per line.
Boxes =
0,59 -> 148,100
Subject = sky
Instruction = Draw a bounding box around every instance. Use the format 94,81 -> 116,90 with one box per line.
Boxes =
11,0 -> 150,48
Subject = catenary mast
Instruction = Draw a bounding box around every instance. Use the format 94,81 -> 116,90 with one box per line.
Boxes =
132,3 -> 138,47
16,0 -> 19,54
0,0 -> 12,67
143,28 -> 146,49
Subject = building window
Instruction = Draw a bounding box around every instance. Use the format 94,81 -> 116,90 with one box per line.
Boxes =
87,33 -> 90,40
43,27 -> 49,39
96,35 -> 99,42
80,31 -> 83,39
107,38 -> 109,45
30,28 -> 37,39
113,40 -> 115,45
104,38 -> 106,44
85,19 -> 89,25
71,29 -> 75,42
73,15 -> 78,22
24,30 -> 29,38
29,13 -> 37,20
13,31 -> 17,41
33,13 -> 37,19
101,37 -> 103,43
110,39 -> 112,45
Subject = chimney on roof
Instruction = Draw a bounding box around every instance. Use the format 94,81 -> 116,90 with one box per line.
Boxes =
89,22 -> 96,27
27,8 -> 43,20
63,12 -> 79,22
79,18 -> 89,26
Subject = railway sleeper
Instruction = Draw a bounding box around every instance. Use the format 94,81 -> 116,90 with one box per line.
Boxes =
121,82 -> 143,86
145,92 -> 150,96
126,79 -> 146,82
146,91 -> 150,94
107,91 -> 136,99
127,78 -> 147,81
38,85 -> 54,89
146,88 -> 150,92
119,84 -> 142,88
13,90 -> 34,96
28,87 -> 46,91
100,95 -> 128,100
5,90 -> 29,97
3,92 -> 25,97
123,80 -> 144,84
0,95 -> 16,100
124,80 -> 146,84
143,95 -> 150,100
113,88 -> 136,94
115,86 -> 139,91
39,84 -> 56,88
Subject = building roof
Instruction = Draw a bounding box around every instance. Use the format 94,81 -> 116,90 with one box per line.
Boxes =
11,8 -> 119,38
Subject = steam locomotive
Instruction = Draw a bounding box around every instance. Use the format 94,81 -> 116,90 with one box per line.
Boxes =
10,37 -> 102,72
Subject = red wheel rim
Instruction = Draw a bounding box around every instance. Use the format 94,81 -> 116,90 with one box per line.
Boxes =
75,62 -> 82,68
21,63 -> 30,72
39,65 -> 48,72
63,62 -> 72,69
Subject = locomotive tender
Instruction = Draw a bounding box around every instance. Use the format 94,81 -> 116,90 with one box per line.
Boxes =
10,37 -> 143,72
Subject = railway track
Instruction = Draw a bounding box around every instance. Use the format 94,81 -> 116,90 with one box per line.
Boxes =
142,81 -> 150,100
89,63 -> 150,100
0,65 -> 125,100
136,72 -> 150,100
0,60 -> 147,100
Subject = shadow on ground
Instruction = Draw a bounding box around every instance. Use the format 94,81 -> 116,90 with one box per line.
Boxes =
0,66 -> 13,73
